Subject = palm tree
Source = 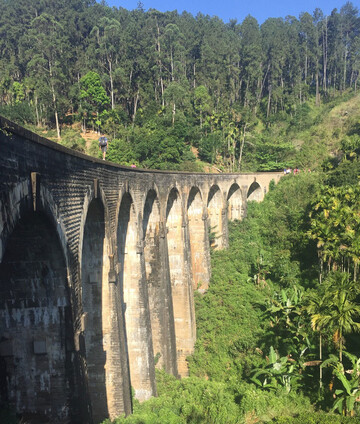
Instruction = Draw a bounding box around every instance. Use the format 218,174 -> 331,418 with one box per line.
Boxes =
306,290 -> 328,389
309,185 -> 360,281
312,272 -> 360,363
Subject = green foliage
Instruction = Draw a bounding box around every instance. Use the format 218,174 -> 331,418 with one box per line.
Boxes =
308,185 -> 360,272
253,140 -> 296,171
289,103 -> 314,131
80,71 -> 110,110
188,260 -> 267,382
310,272 -> 360,362
340,135 -> 360,159
251,346 -> 301,393
269,179 -> 276,191
237,385 -> 312,422
11,82 -> 25,104
264,286 -> 309,357
272,411 -> 358,423
1,1 -> 360,170
189,173 -> 321,411
244,173 -> 320,287
325,160 -> 360,187
321,352 -> 360,416
110,371 -> 240,424
79,71 -> 110,129
0,101 -> 36,125
107,138 -> 138,166
58,128 -> 86,152
198,133 -> 222,163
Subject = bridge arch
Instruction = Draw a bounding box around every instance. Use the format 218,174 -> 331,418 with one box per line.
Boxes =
247,181 -> 263,202
0,180 -> 70,269
80,193 -> 109,423
187,186 -> 210,291
166,187 -> 195,376
117,190 -> 156,402
0,180 -> 30,262
207,184 -> 224,249
0,207 -> 75,421
227,183 -> 243,221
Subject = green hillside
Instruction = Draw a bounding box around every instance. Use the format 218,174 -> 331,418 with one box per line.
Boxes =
9,91 -> 360,174
1,0 -> 360,171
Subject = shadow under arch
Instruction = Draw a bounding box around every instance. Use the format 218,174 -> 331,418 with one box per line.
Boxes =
166,187 -> 195,377
207,185 -> 223,249
0,210 -> 76,422
187,187 -> 209,291
81,198 -> 108,423
227,183 -> 242,221
247,181 -> 263,202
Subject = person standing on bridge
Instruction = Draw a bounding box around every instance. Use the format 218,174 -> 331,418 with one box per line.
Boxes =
98,132 -> 108,160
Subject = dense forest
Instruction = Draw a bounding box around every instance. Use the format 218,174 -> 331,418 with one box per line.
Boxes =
0,0 -> 360,170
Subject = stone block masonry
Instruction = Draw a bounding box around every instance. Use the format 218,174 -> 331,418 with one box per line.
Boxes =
0,115 -> 282,423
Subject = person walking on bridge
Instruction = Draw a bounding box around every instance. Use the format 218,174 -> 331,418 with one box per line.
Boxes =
98,132 -> 108,160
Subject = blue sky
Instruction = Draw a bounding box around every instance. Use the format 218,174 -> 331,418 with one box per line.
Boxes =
102,0 -> 360,23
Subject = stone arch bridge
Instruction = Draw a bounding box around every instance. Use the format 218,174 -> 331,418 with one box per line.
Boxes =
0,116 -> 282,423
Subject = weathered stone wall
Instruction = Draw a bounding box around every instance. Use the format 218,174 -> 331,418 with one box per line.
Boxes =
0,116 -> 282,422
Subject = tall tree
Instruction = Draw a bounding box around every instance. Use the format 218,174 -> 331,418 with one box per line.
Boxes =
90,16 -> 123,110
25,13 -> 70,139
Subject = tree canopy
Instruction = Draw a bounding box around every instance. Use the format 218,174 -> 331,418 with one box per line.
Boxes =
0,0 -> 360,170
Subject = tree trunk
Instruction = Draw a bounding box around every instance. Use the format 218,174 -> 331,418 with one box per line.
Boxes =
51,83 -> 60,140
257,63 -> 270,107
343,34 -> 348,91
155,19 -> 165,107
232,138 -> 236,171
267,84 -> 272,118
354,262 -> 357,282
170,48 -> 174,82
244,80 -> 249,108
319,333 -> 323,390
193,63 -> 196,89
319,256 -> 323,284
54,106 -> 60,140
238,123 -> 248,170
339,328 -> 343,363
48,61 -> 60,140
323,17 -> 328,93
172,101 -> 176,126
35,95 -> 40,127
132,90 -> 140,124
108,58 -> 115,109
304,41 -> 308,82
315,58 -> 320,107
